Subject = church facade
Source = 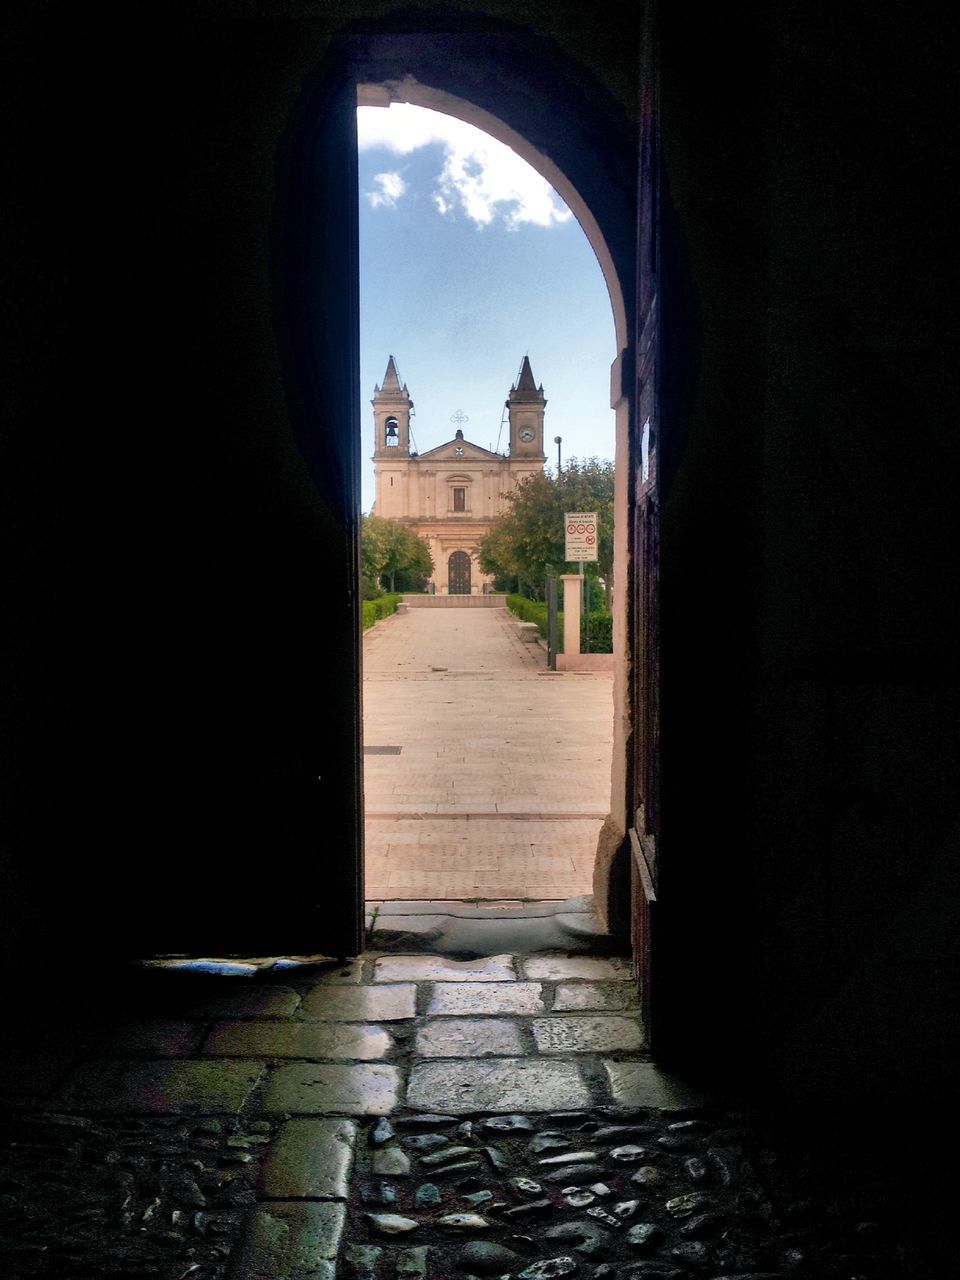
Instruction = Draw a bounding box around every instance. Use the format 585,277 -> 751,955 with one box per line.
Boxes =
371,355 -> 548,593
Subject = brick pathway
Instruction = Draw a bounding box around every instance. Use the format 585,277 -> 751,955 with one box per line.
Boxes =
362,609 -> 613,900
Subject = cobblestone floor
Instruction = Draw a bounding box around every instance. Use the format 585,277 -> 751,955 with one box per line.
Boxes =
362,608 -> 613,900
0,943 -> 953,1278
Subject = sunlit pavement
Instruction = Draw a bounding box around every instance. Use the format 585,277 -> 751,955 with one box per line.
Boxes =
362,608 -> 613,900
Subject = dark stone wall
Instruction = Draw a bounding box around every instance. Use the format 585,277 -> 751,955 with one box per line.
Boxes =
655,1 -> 959,1098
0,0 -> 640,964
0,2 -> 368,962
1,0 -> 956,1098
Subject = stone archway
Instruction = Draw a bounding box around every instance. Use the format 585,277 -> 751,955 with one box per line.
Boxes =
275,27 -> 641,958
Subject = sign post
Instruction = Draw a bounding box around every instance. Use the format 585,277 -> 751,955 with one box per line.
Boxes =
564,513 -> 599,565
563,513 -> 598,658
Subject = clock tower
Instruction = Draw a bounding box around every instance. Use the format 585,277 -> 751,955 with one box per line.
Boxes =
507,355 -> 547,460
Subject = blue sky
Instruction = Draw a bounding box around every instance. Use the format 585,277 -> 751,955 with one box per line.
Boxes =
358,103 -> 616,512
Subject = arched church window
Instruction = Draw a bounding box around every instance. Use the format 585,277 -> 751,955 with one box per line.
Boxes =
384,417 -> 399,446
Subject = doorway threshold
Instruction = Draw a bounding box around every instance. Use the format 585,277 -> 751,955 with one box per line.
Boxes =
366,894 -> 625,958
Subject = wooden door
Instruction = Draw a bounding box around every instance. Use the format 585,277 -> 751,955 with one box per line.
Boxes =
629,16 -> 662,1045
269,47 -> 364,959
449,551 -> 471,595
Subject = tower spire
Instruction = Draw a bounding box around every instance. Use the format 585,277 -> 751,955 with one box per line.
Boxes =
380,354 -> 402,392
515,354 -> 538,392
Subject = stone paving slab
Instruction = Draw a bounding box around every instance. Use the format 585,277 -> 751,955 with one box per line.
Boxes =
99,1019 -> 207,1057
264,1063 -> 402,1116
603,1061 -> 714,1109
521,955 -> 632,981
553,981 -> 640,1010
414,1018 -> 525,1058
182,985 -> 303,1020
299,984 -> 416,1022
406,1059 -> 593,1112
261,1118 -> 356,1200
533,1014 -> 645,1054
425,982 -> 546,1016
372,954 -> 515,983
204,1021 -> 393,1060
54,1058 -> 266,1114
233,1199 -> 344,1280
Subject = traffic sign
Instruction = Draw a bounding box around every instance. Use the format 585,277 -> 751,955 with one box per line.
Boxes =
564,511 -> 598,562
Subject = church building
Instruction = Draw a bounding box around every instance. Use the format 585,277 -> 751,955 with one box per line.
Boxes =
371,355 -> 548,593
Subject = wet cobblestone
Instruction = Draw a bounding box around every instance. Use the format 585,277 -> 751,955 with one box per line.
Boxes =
1,950 -> 954,1277
342,1107 -> 949,1279
0,1111 -> 273,1278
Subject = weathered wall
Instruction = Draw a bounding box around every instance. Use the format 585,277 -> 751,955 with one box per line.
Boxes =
654,1 -> 959,1098
0,0 -> 639,964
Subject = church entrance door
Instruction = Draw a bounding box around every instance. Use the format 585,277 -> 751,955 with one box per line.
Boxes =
448,551 -> 471,595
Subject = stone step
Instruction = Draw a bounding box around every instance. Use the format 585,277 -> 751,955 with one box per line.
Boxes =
402,595 -> 508,608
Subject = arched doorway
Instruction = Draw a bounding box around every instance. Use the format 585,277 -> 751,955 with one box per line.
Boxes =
273,25 -> 651,1001
448,550 -> 471,595
355,74 -> 636,892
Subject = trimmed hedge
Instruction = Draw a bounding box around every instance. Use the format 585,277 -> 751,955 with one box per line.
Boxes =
361,593 -> 404,631
507,595 -> 613,653
581,611 -> 613,653
505,594 -> 550,639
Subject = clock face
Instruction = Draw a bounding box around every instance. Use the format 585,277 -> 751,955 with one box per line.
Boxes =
519,428 -> 535,443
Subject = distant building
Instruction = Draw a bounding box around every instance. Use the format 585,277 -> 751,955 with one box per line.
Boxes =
371,355 -> 547,594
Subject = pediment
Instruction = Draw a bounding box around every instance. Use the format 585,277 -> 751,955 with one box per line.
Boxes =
417,437 -> 500,461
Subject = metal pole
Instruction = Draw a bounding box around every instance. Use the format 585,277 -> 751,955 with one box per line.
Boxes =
546,574 -> 558,671
580,560 -> 587,653
554,435 -> 562,474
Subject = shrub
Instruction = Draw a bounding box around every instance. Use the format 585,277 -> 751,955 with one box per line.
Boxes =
361,592 -> 404,631
506,594 -> 563,649
581,610 -> 613,653
507,594 -> 612,653
506,594 -> 549,639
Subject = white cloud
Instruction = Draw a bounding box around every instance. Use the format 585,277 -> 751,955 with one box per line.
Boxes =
358,103 -> 572,230
366,171 -> 407,209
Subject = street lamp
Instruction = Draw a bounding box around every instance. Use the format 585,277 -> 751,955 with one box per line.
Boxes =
554,435 -> 562,473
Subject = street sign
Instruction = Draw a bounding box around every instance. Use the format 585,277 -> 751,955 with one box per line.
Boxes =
564,511 -> 599,562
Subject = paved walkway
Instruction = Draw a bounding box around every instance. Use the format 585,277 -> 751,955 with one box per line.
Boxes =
362,608 -> 614,900
1,950 -> 939,1278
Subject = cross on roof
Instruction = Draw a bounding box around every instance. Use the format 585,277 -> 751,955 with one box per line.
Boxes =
450,409 -> 469,431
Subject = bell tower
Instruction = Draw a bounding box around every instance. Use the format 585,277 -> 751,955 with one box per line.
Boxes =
507,355 -> 547,459
373,355 -> 413,457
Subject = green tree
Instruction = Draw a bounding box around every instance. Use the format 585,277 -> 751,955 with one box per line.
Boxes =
478,457 -> 615,603
361,515 -> 434,595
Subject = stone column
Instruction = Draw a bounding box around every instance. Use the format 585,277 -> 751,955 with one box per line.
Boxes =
560,573 -> 582,658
